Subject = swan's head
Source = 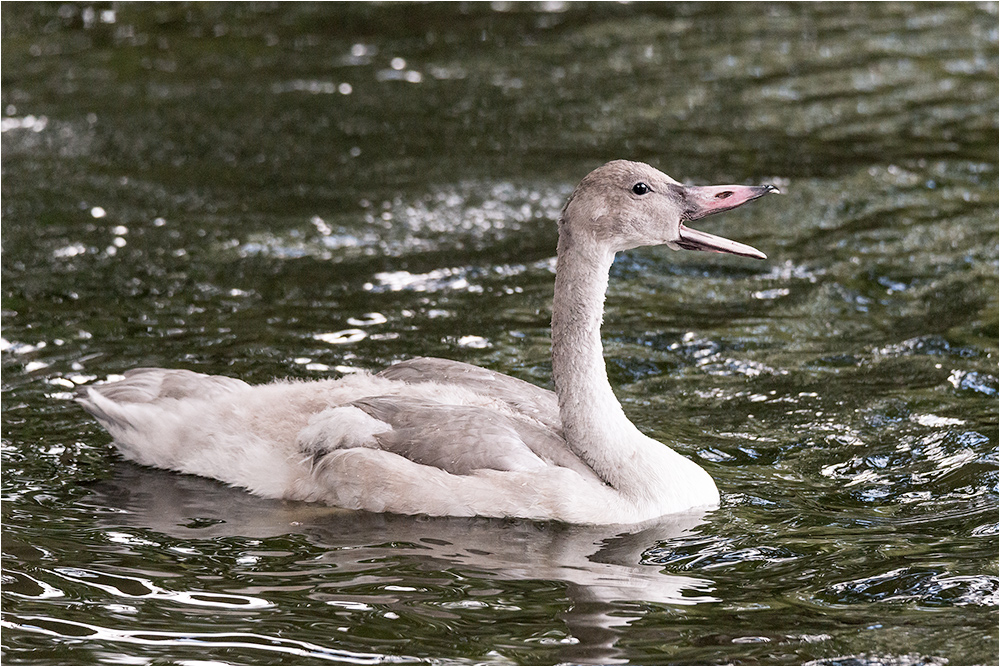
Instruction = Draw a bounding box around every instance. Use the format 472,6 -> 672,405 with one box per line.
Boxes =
561,160 -> 777,258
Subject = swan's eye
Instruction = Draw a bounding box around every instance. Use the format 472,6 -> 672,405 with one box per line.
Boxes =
631,182 -> 651,196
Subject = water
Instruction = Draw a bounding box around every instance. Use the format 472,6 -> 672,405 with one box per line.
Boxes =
2,3 -> 997,664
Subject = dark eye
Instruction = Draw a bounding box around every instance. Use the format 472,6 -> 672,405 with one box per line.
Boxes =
631,182 -> 651,196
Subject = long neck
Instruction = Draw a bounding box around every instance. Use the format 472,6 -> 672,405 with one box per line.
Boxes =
551,227 -> 649,491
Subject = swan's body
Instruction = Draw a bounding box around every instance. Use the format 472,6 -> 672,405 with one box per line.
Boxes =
78,160 -> 776,524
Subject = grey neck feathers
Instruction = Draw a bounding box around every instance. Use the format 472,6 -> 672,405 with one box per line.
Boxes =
550,225 -> 650,491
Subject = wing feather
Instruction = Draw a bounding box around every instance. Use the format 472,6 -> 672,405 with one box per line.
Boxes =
351,397 -> 547,475
377,357 -> 561,433
348,396 -> 602,482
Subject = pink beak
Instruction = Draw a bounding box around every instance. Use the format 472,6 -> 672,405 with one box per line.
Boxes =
676,183 -> 779,259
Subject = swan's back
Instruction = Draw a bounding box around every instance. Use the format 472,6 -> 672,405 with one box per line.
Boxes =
378,357 -> 562,433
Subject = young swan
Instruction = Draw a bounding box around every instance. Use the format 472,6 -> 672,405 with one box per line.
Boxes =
78,160 -> 777,525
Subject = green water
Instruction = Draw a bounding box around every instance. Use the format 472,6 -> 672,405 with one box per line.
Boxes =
2,3 -> 997,664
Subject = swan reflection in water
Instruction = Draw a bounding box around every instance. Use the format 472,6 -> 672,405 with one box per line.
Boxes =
84,462 -> 718,664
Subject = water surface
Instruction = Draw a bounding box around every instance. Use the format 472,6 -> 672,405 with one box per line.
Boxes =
2,3 -> 997,665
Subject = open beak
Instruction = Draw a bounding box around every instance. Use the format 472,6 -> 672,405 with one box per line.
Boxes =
676,184 -> 779,260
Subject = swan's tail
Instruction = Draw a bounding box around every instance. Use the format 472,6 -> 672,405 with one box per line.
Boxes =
77,368 -> 249,406
75,368 -> 355,500
76,368 -> 251,468
77,367 -> 247,431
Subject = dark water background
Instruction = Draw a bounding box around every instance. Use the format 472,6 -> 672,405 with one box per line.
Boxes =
2,2 -> 997,665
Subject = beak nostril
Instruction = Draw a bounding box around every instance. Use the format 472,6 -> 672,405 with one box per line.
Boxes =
715,191 -> 733,200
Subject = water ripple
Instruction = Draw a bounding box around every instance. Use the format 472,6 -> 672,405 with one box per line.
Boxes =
51,567 -> 271,609
1,616 -> 409,664
824,569 -> 998,608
